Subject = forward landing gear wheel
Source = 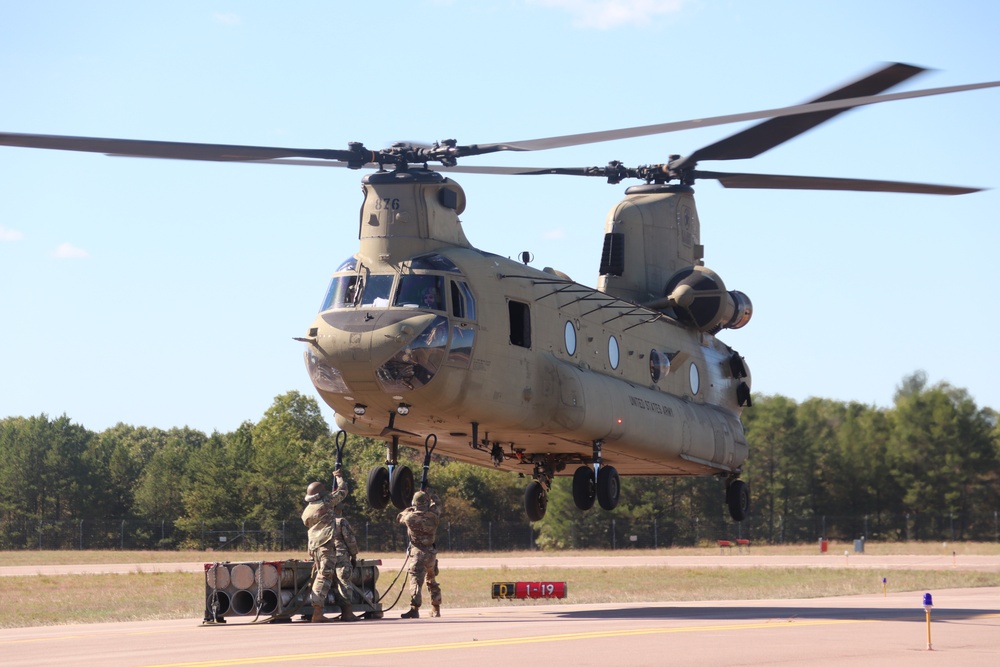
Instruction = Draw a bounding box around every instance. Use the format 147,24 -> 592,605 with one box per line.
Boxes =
524,481 -> 548,522
366,466 -> 390,510
572,466 -> 596,510
596,466 -> 620,510
727,479 -> 750,521
390,465 -> 414,510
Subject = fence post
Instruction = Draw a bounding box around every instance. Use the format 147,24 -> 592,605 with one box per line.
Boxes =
365,522 -> 369,552
121,520 -> 125,550
612,519 -> 616,550
488,521 -> 492,552
447,521 -> 452,551
282,521 -> 286,551
79,519 -> 84,550
654,517 -> 657,549
38,520 -> 43,550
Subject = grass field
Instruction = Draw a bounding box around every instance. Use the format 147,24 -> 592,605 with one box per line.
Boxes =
1,543 -> 998,629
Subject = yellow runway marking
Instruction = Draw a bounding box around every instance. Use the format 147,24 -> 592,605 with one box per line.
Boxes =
144,619 -> 868,667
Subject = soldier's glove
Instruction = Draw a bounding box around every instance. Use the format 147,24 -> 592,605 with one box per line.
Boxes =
350,555 -> 357,567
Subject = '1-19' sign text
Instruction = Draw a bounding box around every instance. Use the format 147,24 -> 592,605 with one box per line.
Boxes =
492,581 -> 567,599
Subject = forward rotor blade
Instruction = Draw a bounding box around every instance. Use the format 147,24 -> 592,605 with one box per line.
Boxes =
673,63 -> 925,168
0,132 -> 362,163
477,74 -> 1000,156
693,170 -> 982,195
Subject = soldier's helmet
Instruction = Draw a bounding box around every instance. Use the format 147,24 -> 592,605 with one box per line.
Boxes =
411,490 -> 430,510
305,481 -> 327,502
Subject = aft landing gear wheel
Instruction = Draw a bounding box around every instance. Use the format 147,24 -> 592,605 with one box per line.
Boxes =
572,466 -> 596,510
596,466 -> 620,510
390,465 -> 414,510
727,479 -> 750,521
366,466 -> 390,510
524,481 -> 548,522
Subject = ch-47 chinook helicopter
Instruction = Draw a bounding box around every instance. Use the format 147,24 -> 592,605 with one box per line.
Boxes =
2,63 -> 997,522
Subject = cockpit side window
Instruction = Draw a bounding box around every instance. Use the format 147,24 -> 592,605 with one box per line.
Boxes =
450,280 -> 476,320
320,257 -> 361,311
395,275 -> 444,310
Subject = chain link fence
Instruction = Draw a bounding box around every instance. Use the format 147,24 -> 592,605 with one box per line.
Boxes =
1,510 -> 997,551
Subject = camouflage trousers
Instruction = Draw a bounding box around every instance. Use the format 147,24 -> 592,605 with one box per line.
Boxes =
310,545 -> 354,608
407,547 -> 441,609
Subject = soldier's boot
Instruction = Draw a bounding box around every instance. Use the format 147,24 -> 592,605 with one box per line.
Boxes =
338,603 -> 359,622
401,606 -> 420,619
430,605 -> 441,618
310,606 -> 329,623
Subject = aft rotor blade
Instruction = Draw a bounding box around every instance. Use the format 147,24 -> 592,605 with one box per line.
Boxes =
0,132 -> 363,163
673,63 -> 925,168
477,74 -> 1000,155
693,170 -> 983,195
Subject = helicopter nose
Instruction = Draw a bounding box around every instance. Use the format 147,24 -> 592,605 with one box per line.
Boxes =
303,311 -> 446,395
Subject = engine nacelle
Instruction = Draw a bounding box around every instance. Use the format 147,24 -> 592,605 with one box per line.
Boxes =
660,266 -> 753,333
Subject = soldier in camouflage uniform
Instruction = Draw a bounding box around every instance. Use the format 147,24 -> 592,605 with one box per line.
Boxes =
397,489 -> 442,618
301,470 -> 358,622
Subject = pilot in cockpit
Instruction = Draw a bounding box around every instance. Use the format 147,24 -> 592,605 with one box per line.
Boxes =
421,287 -> 441,310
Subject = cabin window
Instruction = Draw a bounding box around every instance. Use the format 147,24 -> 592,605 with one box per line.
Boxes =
599,232 -> 625,277
689,362 -> 700,395
450,280 -> 476,320
395,275 -> 444,310
564,321 -> 577,356
508,300 -> 531,348
649,349 -> 671,383
608,335 -> 620,369
360,274 -> 395,307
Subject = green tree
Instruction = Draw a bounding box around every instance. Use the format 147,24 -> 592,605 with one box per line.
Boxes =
888,373 -> 999,539
244,391 -> 331,532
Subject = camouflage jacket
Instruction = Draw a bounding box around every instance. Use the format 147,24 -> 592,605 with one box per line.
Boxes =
331,516 -> 359,559
301,474 -> 348,552
397,492 -> 442,551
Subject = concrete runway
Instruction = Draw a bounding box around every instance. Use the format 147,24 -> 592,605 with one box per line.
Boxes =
1,555 -> 998,666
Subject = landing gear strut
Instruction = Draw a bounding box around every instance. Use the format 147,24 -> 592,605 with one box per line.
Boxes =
524,458 -> 558,522
572,440 -> 619,511
366,413 -> 417,510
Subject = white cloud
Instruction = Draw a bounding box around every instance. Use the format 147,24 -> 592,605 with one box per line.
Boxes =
53,243 -> 90,259
543,228 -> 567,240
531,0 -> 687,29
0,225 -> 24,242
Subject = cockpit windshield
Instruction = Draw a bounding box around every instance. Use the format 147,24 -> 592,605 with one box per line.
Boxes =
395,275 -> 445,310
359,274 -> 395,307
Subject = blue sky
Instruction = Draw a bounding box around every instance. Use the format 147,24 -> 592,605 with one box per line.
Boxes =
2,1 -> 998,433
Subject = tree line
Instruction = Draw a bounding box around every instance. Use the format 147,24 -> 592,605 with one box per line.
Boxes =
1,372 -> 997,550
